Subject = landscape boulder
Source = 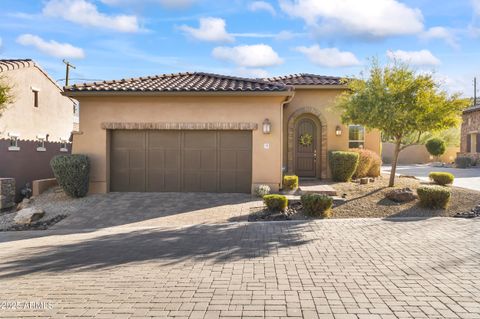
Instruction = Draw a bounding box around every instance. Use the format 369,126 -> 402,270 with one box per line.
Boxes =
385,188 -> 417,203
14,207 -> 45,225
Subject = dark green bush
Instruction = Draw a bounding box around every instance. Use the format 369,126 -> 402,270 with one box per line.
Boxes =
301,194 -> 333,218
429,172 -> 454,186
417,185 -> 451,209
350,148 -> 382,178
455,156 -> 472,168
425,138 -> 446,158
263,194 -> 288,212
50,154 -> 90,198
329,151 -> 359,182
283,175 -> 299,190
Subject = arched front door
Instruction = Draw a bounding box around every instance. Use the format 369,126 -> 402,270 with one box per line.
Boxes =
295,118 -> 317,177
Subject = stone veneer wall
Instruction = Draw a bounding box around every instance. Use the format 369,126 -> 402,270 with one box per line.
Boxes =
0,178 -> 15,210
459,109 -> 480,163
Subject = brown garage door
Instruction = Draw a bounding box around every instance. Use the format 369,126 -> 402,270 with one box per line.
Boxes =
110,130 -> 252,193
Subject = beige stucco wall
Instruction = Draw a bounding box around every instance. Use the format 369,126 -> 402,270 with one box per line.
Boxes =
283,88 -> 382,178
72,95 -> 286,193
382,143 -> 459,164
0,66 -> 74,142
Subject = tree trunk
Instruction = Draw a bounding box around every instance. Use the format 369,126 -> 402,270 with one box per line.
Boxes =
389,140 -> 401,187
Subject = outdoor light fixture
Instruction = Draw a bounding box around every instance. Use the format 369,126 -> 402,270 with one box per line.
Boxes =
263,118 -> 271,134
335,125 -> 342,136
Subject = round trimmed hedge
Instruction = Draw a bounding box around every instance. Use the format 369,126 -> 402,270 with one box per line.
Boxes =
50,154 -> 90,198
328,151 -> 359,182
429,172 -> 454,186
417,185 -> 451,209
425,138 -> 446,157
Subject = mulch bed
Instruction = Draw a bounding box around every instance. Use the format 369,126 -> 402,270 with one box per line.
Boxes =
249,175 -> 480,221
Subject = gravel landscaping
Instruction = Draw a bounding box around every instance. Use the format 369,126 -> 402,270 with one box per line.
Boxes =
248,174 -> 480,221
0,187 -> 101,231
330,175 -> 480,219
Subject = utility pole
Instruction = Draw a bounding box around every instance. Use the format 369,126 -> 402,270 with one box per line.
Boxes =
474,77 -> 477,105
63,59 -> 76,87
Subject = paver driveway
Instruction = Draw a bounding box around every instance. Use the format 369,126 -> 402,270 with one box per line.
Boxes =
49,192 -> 261,230
1,218 -> 479,318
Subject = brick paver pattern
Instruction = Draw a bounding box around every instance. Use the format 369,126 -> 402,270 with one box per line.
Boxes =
0,218 -> 479,318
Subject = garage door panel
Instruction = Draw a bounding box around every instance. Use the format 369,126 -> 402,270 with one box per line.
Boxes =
111,130 -> 252,193
236,172 -> 251,192
236,150 -> 252,170
219,171 -> 236,192
220,131 -> 251,149
219,150 -> 236,169
129,168 -> 147,192
184,131 -> 216,148
148,131 -> 180,148
184,150 -> 201,170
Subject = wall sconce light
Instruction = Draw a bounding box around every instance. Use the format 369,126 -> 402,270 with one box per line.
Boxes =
335,125 -> 342,136
262,118 -> 271,134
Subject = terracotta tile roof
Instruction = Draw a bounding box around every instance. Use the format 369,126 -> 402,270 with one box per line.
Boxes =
265,73 -> 344,86
463,104 -> 480,114
65,72 -> 291,93
0,59 -> 35,72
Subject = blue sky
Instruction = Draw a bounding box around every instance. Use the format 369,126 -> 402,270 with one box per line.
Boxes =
0,0 -> 479,96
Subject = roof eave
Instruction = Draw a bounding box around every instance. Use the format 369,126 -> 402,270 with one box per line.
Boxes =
62,90 -> 294,98
291,84 -> 347,90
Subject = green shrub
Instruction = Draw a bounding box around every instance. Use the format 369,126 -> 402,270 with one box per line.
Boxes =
329,151 -> 359,182
455,156 -> 472,168
301,194 -> 333,218
50,154 -> 90,198
417,185 -> 451,209
350,148 -> 382,178
263,194 -> 288,212
429,172 -> 454,186
283,175 -> 299,190
425,138 -> 446,158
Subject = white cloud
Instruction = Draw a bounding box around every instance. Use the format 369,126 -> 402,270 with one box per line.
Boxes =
248,1 -> 276,16
420,27 -> 458,48
279,0 -> 423,37
295,45 -> 360,68
43,0 -> 141,33
212,44 -> 283,68
473,0 -> 480,15
386,49 -> 440,66
16,34 -> 85,59
179,17 -> 234,42
101,0 -> 195,8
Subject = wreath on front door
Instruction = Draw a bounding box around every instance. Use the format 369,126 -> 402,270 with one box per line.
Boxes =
299,133 -> 313,146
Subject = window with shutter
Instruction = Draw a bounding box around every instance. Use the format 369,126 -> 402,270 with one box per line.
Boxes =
477,133 -> 480,153
467,134 -> 471,152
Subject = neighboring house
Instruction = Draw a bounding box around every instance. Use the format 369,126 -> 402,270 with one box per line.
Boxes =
64,72 -> 381,194
459,104 -> 480,162
0,59 -> 76,198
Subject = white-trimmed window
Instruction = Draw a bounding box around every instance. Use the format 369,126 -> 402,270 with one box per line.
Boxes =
60,139 -> 68,152
348,125 -> 365,149
36,135 -> 46,152
8,133 -> 20,151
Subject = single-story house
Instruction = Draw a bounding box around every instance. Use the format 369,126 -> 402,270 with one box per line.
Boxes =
459,103 -> 480,161
64,72 -> 381,194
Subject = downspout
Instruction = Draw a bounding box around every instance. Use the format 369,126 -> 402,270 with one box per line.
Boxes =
279,88 -> 295,190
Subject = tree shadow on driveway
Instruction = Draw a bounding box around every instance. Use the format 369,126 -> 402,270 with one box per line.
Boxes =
0,221 -> 311,279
